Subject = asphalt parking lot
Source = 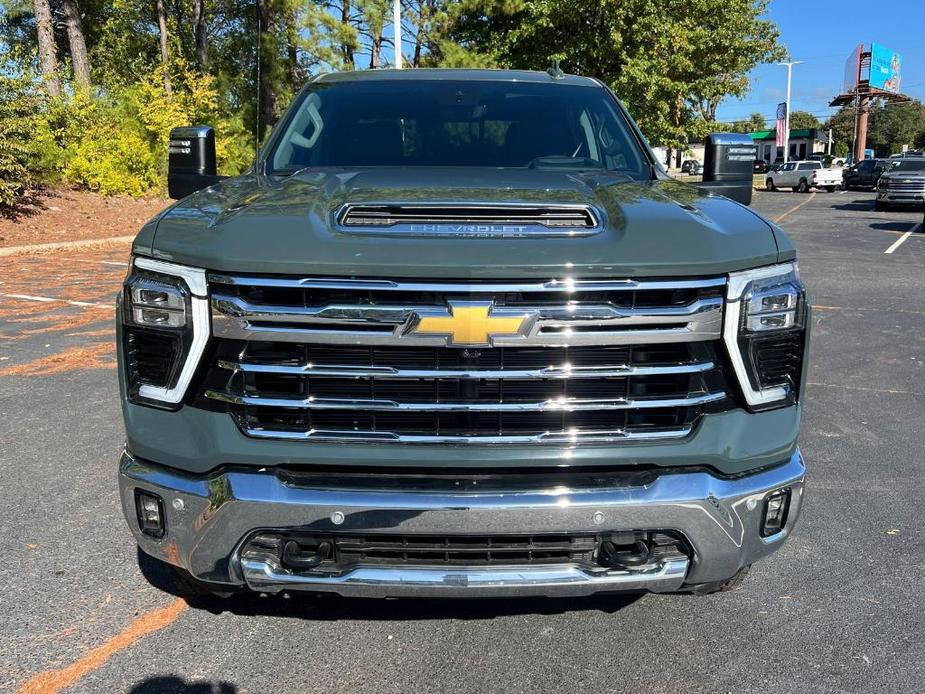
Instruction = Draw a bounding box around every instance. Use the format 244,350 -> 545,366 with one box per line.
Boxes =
1,189 -> 923,694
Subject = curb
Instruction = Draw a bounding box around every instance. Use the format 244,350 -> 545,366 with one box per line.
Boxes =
0,235 -> 135,258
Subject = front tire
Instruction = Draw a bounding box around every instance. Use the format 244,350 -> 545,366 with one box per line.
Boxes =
765,178 -> 775,191
136,547 -> 239,601
687,565 -> 751,595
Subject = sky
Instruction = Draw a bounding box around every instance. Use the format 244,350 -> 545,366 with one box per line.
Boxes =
714,0 -> 925,125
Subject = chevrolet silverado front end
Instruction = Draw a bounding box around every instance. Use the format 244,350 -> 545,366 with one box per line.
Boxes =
118,69 -> 808,598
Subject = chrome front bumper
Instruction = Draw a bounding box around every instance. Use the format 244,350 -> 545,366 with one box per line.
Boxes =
119,450 -> 805,598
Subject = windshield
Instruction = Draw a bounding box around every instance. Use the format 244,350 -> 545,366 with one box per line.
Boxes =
267,79 -> 649,178
886,159 -> 925,172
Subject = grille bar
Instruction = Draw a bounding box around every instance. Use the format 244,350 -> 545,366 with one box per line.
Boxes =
239,426 -> 695,444
216,358 -> 715,380
207,275 -> 726,293
211,295 -> 724,346
204,390 -> 726,412
212,295 -> 721,328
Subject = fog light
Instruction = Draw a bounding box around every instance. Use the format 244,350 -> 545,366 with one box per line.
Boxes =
135,489 -> 166,538
761,488 -> 791,537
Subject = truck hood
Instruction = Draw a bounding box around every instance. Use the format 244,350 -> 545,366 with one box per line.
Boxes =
144,168 -> 782,279
880,170 -> 925,179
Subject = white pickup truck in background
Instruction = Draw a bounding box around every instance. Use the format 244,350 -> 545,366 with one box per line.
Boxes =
765,160 -> 842,193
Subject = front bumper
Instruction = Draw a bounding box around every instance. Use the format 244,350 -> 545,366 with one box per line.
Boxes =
877,189 -> 925,205
120,450 -> 805,598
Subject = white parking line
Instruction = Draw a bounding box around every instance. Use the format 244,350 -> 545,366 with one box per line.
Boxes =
0,293 -> 108,308
884,223 -> 921,254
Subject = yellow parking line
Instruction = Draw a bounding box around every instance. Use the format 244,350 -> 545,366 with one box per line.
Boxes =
773,192 -> 816,224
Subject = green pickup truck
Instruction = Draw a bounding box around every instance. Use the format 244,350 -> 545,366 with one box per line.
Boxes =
118,69 -> 808,599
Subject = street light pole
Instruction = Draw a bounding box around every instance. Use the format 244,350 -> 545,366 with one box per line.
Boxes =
778,60 -> 803,163
393,0 -> 402,69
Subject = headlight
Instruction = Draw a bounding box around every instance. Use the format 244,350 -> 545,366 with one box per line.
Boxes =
120,257 -> 209,408
724,263 -> 808,410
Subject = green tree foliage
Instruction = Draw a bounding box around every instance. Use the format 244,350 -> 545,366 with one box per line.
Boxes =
730,112 -> 767,133
788,110 -> 822,130
438,0 -> 785,148
825,99 -> 925,157
0,68 -> 41,206
0,0 -> 786,205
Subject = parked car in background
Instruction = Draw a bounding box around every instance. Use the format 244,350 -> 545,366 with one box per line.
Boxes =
766,160 -> 841,192
808,153 -> 845,168
888,151 -> 924,159
681,159 -> 700,174
875,157 -> 925,210
842,159 -> 887,190
753,159 -> 769,174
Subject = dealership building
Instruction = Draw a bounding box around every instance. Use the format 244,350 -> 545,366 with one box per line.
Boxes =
664,128 -> 829,169
749,128 -> 829,163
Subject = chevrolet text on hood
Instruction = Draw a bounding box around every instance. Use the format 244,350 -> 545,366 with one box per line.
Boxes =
118,69 -> 808,600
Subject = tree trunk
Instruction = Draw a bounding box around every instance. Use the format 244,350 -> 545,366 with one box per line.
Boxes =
411,2 -> 421,68
192,0 -> 209,70
286,15 -> 301,89
155,0 -> 172,93
33,0 -> 61,97
257,0 -> 280,141
341,0 -> 354,68
370,33 -> 381,69
61,0 -> 91,87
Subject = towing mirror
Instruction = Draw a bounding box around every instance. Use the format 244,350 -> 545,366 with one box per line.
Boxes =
698,133 -> 756,206
167,126 -> 218,200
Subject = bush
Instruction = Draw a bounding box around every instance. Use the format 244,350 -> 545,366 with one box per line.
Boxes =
1,56 -> 254,204
39,92 -> 159,196
0,72 -> 41,207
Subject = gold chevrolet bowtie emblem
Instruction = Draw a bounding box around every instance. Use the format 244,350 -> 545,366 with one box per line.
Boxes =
412,301 -> 530,346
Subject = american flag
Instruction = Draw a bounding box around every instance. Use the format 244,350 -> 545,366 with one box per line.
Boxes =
775,102 -> 787,148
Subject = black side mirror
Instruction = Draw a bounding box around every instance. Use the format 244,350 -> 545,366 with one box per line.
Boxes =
698,133 -> 756,206
168,126 -> 218,200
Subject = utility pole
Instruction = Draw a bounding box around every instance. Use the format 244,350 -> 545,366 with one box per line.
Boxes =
393,0 -> 402,69
778,60 -> 803,163
855,95 -> 871,162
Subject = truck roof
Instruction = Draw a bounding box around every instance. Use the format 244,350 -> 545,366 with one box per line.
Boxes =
312,68 -> 602,88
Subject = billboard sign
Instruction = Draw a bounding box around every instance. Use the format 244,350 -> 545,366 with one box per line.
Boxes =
843,44 -> 862,92
869,43 -> 902,92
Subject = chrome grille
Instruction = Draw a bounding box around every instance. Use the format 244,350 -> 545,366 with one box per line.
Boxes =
210,276 -> 725,347
882,178 -> 925,191
201,276 -> 730,443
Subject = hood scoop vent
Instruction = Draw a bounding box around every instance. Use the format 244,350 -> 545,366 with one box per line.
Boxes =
336,203 -> 601,238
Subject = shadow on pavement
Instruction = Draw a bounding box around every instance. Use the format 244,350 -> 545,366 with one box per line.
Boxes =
870,221 -> 920,232
186,588 -> 643,621
138,547 -> 643,621
129,677 -> 237,693
831,199 -> 875,211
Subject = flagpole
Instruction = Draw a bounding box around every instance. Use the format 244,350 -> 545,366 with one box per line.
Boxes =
778,60 -> 803,163
393,0 -> 402,69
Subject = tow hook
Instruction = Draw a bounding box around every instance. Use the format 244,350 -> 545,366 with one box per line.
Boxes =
598,532 -> 652,569
282,539 -> 332,570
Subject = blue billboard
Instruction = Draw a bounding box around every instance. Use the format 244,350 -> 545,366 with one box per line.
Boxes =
869,43 -> 902,92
